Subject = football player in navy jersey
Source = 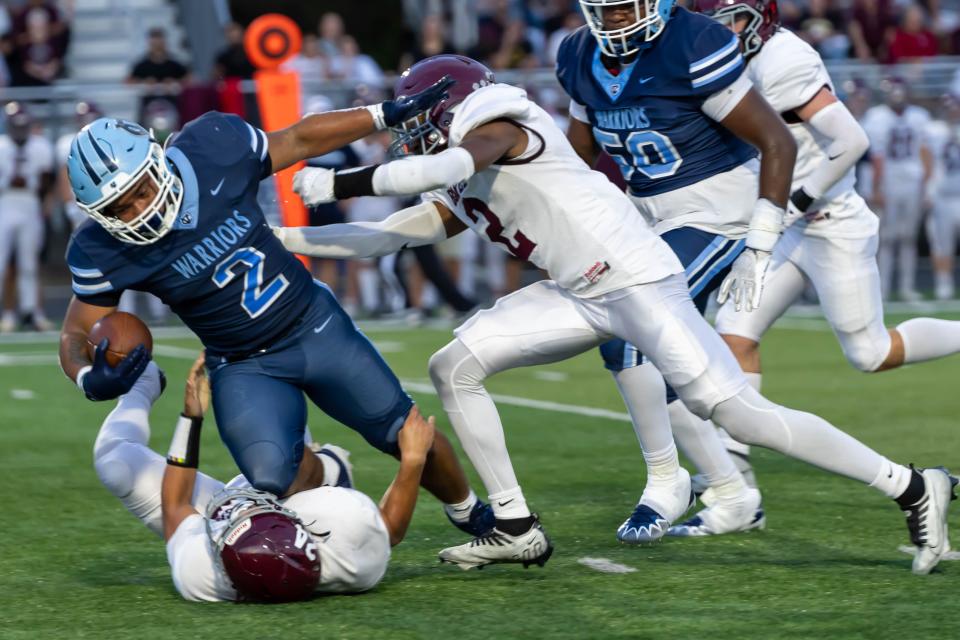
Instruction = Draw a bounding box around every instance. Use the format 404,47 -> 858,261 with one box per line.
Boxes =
57,86 -> 496,539
557,0 -> 798,539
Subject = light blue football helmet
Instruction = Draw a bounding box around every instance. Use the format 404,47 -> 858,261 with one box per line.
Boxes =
67,117 -> 183,245
579,0 -> 676,57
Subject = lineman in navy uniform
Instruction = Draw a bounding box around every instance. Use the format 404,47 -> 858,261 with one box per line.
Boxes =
58,88 -> 495,539
557,0 -> 795,539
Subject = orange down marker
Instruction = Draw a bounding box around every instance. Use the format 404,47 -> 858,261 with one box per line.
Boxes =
244,13 -> 308,265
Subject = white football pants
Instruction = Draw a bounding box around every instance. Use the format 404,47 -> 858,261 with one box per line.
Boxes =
878,180 -> 925,296
0,193 -> 44,315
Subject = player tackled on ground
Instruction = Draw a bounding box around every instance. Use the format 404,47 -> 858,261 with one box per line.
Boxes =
276,53 -> 957,574
94,336 -> 436,601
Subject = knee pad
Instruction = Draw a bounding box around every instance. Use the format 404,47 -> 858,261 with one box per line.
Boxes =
94,453 -> 135,499
838,330 -> 889,372
429,339 -> 486,392
239,440 -> 297,496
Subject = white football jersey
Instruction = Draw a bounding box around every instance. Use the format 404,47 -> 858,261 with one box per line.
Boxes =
862,103 -> 931,181
424,84 -> 683,298
0,133 -> 54,195
748,29 -> 877,238
165,487 -> 390,602
925,119 -> 960,198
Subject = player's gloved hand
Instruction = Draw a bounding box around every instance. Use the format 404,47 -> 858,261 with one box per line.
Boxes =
372,75 -> 455,130
293,167 -> 336,206
717,248 -> 772,313
718,198 -> 783,313
77,338 -> 151,401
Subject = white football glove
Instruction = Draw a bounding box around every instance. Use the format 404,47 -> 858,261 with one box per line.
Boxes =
293,167 -> 336,206
717,198 -> 784,312
716,248 -> 772,313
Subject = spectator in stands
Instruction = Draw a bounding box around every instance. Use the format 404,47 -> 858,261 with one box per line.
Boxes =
546,10 -> 584,65
127,27 -> 190,120
887,4 -> 940,62
849,0 -> 897,61
401,13 -> 456,69
473,0 -> 533,69
7,6 -> 64,86
329,35 -> 384,87
213,21 -> 254,81
795,0 -> 850,59
0,4 -> 11,87
318,12 -> 346,59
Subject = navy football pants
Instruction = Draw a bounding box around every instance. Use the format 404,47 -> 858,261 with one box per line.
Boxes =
208,284 -> 413,495
599,226 -> 744,402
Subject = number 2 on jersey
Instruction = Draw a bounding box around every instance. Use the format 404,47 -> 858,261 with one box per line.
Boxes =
463,198 -> 536,260
212,247 -> 289,319
593,128 -> 683,180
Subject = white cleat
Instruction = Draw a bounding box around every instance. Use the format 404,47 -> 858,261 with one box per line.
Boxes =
438,516 -> 553,570
902,467 -> 958,575
617,468 -> 694,544
667,487 -> 765,537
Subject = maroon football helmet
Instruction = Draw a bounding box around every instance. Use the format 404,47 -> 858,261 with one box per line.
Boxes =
206,489 -> 320,603
388,54 -> 495,157
4,102 -> 33,145
692,0 -> 780,59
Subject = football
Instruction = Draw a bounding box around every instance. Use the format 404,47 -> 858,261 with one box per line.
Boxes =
86,312 -> 154,367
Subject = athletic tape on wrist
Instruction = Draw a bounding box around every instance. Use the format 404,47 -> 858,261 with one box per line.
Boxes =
167,414 -> 203,468
365,104 -> 387,130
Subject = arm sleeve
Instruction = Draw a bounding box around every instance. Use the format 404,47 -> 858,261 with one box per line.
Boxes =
277,200 -> 446,258
66,239 -> 122,307
688,27 -> 745,97
166,514 -> 237,602
798,102 -> 870,200
701,73 -> 754,122
371,147 -> 475,197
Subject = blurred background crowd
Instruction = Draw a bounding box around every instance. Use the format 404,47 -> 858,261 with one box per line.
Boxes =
1,0 -> 960,331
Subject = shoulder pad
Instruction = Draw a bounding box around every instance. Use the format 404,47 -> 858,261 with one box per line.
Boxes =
448,84 -> 531,147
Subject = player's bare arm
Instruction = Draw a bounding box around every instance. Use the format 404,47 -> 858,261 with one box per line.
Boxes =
59,297 -> 117,381
267,76 -> 455,173
566,116 -> 601,167
378,406 -> 436,546
719,88 -> 797,207
787,86 -> 870,214
161,354 -> 208,541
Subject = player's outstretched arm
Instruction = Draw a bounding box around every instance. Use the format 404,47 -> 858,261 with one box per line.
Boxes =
292,120 -> 525,205
788,88 -> 870,214
162,354 -> 208,541
275,200 -> 466,259
267,76 -> 455,173
378,407 -> 436,547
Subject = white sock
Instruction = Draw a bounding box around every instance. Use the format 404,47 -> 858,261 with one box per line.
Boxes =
318,451 -> 342,487
613,362 -> 677,462
713,387 -> 908,496
868,457 -> 914,499
668,400 -> 740,488
643,442 -> 681,484
896,317 -> 960,364
899,242 -> 918,293
444,489 -> 479,523
489,487 -> 531,520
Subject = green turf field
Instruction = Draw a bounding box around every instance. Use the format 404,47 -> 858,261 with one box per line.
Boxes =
1,314 -> 958,639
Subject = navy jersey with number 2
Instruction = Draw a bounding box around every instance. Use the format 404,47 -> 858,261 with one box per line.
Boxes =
556,7 -> 756,198
66,112 -> 412,494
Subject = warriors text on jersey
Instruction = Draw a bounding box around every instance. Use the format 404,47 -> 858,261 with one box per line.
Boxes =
66,112 -> 317,356
747,28 -> 877,238
423,84 -> 683,297
555,8 -> 756,198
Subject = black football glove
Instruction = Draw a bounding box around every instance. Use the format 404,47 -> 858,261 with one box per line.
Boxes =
80,338 -> 151,401
380,75 -> 456,128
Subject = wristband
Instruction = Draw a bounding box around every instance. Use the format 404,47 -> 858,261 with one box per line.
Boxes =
365,104 -> 387,131
75,365 -> 92,394
334,165 -> 379,200
167,414 -> 203,468
746,198 -> 784,253
790,187 -> 815,213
